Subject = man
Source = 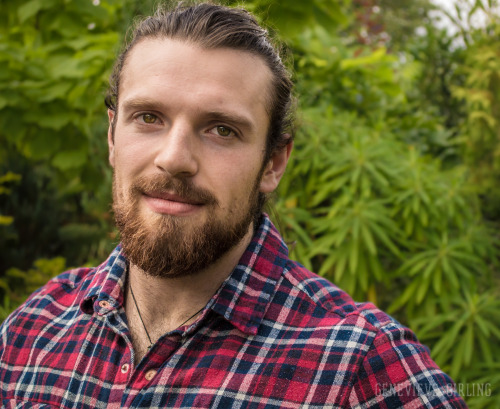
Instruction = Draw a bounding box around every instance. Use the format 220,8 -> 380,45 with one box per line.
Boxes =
0,3 -> 466,408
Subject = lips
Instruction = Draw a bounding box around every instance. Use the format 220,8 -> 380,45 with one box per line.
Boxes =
141,190 -> 205,216
143,191 -> 203,206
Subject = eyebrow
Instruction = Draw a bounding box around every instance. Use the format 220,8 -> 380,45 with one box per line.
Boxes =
120,98 -> 165,113
203,110 -> 255,133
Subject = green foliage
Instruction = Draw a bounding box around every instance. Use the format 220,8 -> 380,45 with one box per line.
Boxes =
274,3 -> 500,405
452,7 -> 500,219
0,172 -> 21,225
248,0 -> 348,38
0,0 -> 121,271
1,1 -> 499,407
412,290 -> 500,378
0,0 -> 119,183
0,257 -> 66,322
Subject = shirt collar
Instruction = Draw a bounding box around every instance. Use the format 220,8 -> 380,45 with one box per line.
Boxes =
80,246 -> 128,314
209,215 -> 289,336
80,215 -> 289,335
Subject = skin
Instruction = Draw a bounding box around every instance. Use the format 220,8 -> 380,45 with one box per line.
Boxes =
107,38 -> 292,362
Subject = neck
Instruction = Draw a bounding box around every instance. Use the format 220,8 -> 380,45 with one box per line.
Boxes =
125,224 -> 254,358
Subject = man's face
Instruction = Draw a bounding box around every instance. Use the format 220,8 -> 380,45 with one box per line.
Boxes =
108,38 -> 290,278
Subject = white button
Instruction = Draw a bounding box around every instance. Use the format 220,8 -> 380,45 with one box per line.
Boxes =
121,363 -> 130,374
98,300 -> 110,308
145,369 -> 157,381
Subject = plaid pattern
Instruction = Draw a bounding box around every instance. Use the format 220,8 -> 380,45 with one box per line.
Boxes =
0,215 -> 466,408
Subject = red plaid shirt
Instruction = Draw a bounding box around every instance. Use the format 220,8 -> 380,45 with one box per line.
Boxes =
0,216 -> 466,408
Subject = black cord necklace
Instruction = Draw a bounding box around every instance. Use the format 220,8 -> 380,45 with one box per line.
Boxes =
129,281 -> 153,348
129,281 -> 205,350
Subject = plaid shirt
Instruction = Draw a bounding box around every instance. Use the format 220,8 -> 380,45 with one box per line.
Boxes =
1,215 -> 466,408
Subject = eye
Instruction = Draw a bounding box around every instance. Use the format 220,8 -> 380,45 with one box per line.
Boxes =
137,113 -> 159,124
210,125 -> 236,138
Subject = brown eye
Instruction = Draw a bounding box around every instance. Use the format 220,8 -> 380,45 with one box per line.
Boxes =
215,126 -> 232,137
142,114 -> 157,124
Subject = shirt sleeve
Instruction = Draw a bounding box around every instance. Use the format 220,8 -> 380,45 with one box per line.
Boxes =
348,322 -> 468,408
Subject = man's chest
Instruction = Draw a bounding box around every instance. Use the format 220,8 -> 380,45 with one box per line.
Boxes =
1,312 -> 359,408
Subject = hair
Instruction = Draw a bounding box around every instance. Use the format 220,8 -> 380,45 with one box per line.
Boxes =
105,1 -> 295,162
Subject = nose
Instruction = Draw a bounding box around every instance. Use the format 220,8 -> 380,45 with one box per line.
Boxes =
153,123 -> 199,177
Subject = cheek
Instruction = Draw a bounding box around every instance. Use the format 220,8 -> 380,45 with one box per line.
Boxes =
113,140 -> 153,179
116,141 -> 151,166
211,155 -> 263,202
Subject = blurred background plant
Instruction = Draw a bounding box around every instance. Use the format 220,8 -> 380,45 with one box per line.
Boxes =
1,0 -> 499,406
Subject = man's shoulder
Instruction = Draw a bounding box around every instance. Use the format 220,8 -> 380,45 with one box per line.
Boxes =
2,265 -> 97,326
30,256 -> 108,301
254,216 -> 402,336
0,247 -> 123,332
41,265 -> 98,294
281,259 -> 406,335
20,246 -> 124,305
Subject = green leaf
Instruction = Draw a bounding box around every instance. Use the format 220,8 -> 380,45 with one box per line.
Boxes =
334,252 -> 348,283
443,259 -> 460,289
360,224 -> 377,255
450,332 -> 466,378
348,240 -> 359,275
388,279 -> 419,313
432,266 -> 442,295
0,95 -> 7,110
38,83 -> 73,103
432,317 -> 466,359
0,215 -> 14,225
416,276 -> 430,304
422,258 -> 438,280
18,0 -> 43,23
24,130 -> 62,160
474,315 -> 491,337
0,172 -> 21,184
340,48 -> 388,70
319,253 -> 337,276
464,322 -> 474,366
477,331 -> 493,365
52,149 -> 87,170
370,222 -> 402,258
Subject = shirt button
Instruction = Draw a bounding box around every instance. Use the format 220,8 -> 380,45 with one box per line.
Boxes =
121,363 -> 130,374
145,369 -> 157,381
99,300 -> 110,308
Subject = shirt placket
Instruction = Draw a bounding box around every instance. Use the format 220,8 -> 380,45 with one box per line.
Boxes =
121,335 -> 186,408
95,289 -> 205,408
92,298 -> 135,407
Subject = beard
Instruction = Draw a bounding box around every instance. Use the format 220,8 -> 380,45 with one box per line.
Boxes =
112,172 -> 263,279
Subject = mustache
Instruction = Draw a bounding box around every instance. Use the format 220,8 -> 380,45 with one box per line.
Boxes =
131,175 -> 219,207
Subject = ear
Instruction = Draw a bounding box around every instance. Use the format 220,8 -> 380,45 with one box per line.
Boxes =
259,138 -> 293,193
107,109 -> 116,168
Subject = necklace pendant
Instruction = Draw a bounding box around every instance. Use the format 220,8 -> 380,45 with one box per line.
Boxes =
147,344 -> 153,350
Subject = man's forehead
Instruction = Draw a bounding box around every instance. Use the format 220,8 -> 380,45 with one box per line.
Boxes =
119,38 -> 274,114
